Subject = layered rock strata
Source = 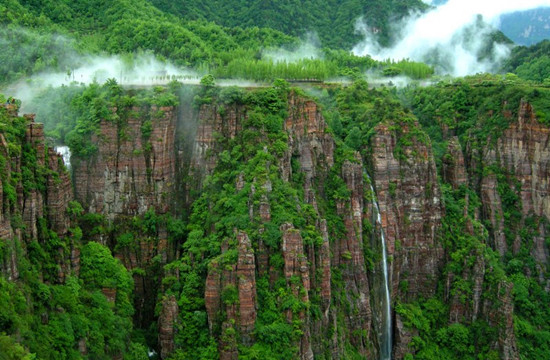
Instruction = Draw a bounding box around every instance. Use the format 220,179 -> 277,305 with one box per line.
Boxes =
0,115 -> 74,282
73,105 -> 176,219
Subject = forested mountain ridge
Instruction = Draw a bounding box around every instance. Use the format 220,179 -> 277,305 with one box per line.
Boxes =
493,7 -> 550,46
148,0 -> 428,49
1,0 -> 541,87
0,0 -> 439,97
0,0 -> 295,82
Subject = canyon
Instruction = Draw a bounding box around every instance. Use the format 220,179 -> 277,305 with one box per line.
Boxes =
1,81 -> 548,359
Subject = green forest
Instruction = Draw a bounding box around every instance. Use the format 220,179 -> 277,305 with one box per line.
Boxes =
1,0 -> 550,359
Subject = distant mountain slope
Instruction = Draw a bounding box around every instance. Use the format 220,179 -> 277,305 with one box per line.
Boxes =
0,0 -> 295,82
500,7 -> 550,46
147,0 -> 428,49
422,1 -> 550,46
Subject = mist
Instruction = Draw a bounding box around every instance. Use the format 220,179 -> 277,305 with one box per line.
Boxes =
262,33 -> 322,63
0,27 -> 79,84
3,53 -> 199,113
353,0 -> 550,76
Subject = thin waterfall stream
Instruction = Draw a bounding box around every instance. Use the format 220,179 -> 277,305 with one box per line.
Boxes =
54,145 -> 71,170
368,180 -> 392,360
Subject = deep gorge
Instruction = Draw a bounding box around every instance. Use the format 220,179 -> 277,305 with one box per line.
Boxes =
1,78 -> 549,359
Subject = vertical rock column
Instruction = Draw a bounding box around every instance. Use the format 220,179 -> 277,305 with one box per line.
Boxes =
158,295 -> 179,360
205,231 -> 257,359
333,157 -> 372,357
495,101 -> 550,266
371,121 -> 443,299
281,223 -> 313,360
371,121 -> 443,359
237,231 -> 257,345
284,93 -> 339,357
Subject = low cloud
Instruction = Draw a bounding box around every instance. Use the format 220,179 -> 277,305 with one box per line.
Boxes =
4,53 -> 197,113
262,33 -> 322,63
353,0 -> 550,76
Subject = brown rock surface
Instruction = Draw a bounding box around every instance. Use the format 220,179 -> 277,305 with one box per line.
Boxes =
281,223 -> 313,360
442,136 -> 467,188
191,103 -> 244,181
370,120 -> 443,358
371,121 -> 443,299
73,106 -> 176,219
46,147 -> 72,236
331,156 -> 372,358
205,231 -> 258,358
494,282 -> 519,360
493,101 -> 550,265
0,115 -> 75,282
158,295 -> 179,359
480,173 -> 507,256
237,231 -> 257,344
284,93 -> 334,195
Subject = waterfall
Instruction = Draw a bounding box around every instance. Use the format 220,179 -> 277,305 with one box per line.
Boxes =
369,181 -> 392,360
54,145 -> 71,170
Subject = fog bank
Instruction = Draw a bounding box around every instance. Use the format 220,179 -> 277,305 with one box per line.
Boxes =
353,0 -> 550,76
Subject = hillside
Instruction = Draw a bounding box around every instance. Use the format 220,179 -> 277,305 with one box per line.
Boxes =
148,0 -> 428,49
0,0 -> 294,83
499,7 -> 550,46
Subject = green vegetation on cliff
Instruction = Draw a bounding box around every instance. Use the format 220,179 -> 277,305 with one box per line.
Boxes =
0,103 -> 148,359
164,82 -> 314,359
400,75 -> 550,359
3,71 -> 550,358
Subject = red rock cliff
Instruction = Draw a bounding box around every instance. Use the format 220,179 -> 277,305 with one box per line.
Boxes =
0,114 -> 74,283
73,105 -> 176,219
196,92 -> 375,359
370,119 -> 444,358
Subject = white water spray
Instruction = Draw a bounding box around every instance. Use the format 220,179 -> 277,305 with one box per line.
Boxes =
54,145 -> 71,170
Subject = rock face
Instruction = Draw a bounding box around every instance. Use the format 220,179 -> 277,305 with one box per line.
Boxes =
281,223 -> 313,359
188,91 -> 458,359
371,121 -> 444,298
467,100 -> 550,266
284,94 -> 334,187
441,137 -> 518,359
158,295 -> 179,360
194,92 -> 375,359
499,101 -> 550,219
461,99 -> 550,360
237,231 -> 257,343
65,89 -> 545,360
442,136 -> 467,189
73,105 -> 176,219
205,231 -> 257,359
493,101 -> 550,267
0,114 -> 74,282
439,99 -> 550,360
370,120 -> 444,358
71,104 -> 177,329
284,95 -> 372,358
332,157 -> 373,357
480,172 -> 508,256
190,103 -> 245,183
